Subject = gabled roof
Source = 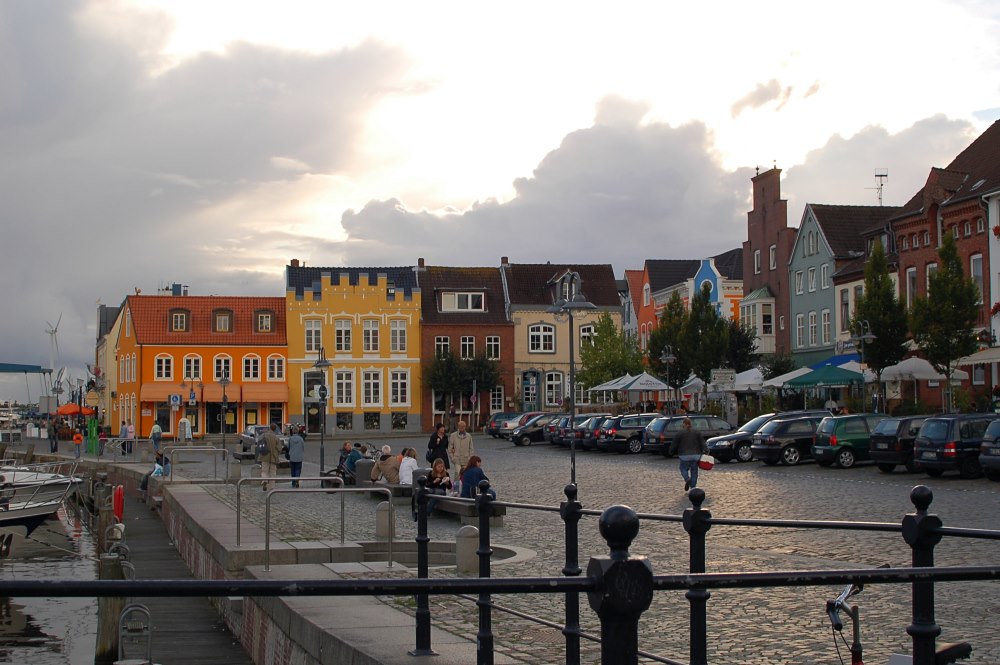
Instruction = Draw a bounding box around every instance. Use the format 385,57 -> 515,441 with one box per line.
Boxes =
942,118 -> 1000,205
624,269 -> 645,305
418,266 -> 509,325
286,265 -> 418,298
127,295 -> 287,346
742,285 -> 774,302
891,167 -> 968,221
710,248 -> 743,279
809,205 -> 901,258
503,263 -> 619,307
645,248 -> 743,291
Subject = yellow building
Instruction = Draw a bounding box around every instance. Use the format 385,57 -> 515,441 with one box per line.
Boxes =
285,261 -> 423,434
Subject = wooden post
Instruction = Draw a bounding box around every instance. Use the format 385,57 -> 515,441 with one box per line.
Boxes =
94,553 -> 126,664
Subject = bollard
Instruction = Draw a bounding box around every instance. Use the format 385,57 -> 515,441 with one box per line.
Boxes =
95,553 -> 126,663
408,476 -> 435,656
476,480 -> 495,665
455,525 -> 479,573
683,488 -> 712,665
355,458 -> 375,486
587,505 -> 653,665
902,485 -> 943,665
375,501 -> 395,539
560,483 -> 583,665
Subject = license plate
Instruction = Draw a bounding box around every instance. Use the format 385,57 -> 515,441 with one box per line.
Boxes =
990,448 -> 1000,456
874,442 -> 888,450
922,451 -> 936,460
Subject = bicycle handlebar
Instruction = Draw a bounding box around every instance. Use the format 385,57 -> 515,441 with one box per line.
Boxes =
826,600 -> 844,632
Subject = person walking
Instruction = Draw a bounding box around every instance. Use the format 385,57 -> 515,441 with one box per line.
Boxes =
668,417 -> 708,492
448,420 -> 475,481
260,423 -> 283,491
426,423 -> 449,469
150,422 -> 162,453
286,427 -> 305,488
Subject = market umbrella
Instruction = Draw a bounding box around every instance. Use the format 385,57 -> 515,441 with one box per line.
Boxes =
762,367 -> 812,388
619,372 -> 670,392
785,365 -> 864,389
55,403 -> 95,416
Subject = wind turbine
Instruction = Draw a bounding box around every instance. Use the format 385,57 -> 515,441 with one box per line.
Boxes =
45,313 -> 62,371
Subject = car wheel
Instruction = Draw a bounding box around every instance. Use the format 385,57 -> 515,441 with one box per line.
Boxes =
958,457 -> 981,479
512,438 -> 524,447
925,469 -> 944,477
836,449 -> 856,469
627,438 -> 643,454
877,463 -> 896,473
520,436 -> 532,447
762,459 -> 779,466
985,469 -> 1000,482
781,446 -> 801,466
735,442 -> 753,463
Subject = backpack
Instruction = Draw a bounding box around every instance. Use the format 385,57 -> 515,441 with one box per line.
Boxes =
256,435 -> 269,457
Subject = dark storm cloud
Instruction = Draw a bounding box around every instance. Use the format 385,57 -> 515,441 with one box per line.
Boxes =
730,79 -> 793,118
0,0 -> 411,398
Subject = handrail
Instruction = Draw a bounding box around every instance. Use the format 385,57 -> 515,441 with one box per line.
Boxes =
164,446 -> 228,481
235,476 -> 344,546
264,487 -> 394,571
101,437 -> 149,462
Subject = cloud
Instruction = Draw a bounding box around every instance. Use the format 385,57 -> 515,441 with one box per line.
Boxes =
731,79 -> 793,118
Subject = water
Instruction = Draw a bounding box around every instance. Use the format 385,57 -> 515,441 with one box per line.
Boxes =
0,507 -> 98,665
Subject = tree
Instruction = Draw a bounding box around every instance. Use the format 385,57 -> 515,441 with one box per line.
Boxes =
909,233 -> 981,411
758,353 -> 796,380
726,318 -> 758,372
682,283 -> 729,394
463,352 -> 501,397
648,292 -> 692,392
424,350 -> 500,404
576,313 -> 644,391
851,241 -> 908,409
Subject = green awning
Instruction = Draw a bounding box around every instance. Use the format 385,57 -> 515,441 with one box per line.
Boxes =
785,364 -> 864,388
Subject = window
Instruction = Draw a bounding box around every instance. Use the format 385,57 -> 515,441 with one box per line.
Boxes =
762,303 -> 773,335
435,336 -> 450,356
853,286 -> 863,319
255,310 -> 273,333
334,370 -> 353,406
363,319 -> 379,352
155,355 -> 172,380
807,267 -> 816,292
461,336 -> 475,359
574,381 -> 590,406
490,386 -> 504,412
441,292 -> 485,311
390,319 -> 407,352
840,289 -> 850,331
973,364 -> 986,386
131,353 -> 136,382
912,233 -> 919,248
335,319 -> 351,352
795,271 -> 803,294
183,355 -> 201,380
964,221 -> 972,237
901,235 -> 908,250
977,218 -> 985,233
808,311 -> 817,346
580,325 -> 595,346
642,284 -> 650,306
170,310 -> 188,332
923,231 -> 930,246
795,314 -> 804,348
779,315 -> 785,331
390,370 -> 409,406
243,355 -> 260,380
971,254 -> 983,303
769,245 -> 777,270
809,232 -> 818,255
486,336 -> 500,359
926,263 -> 937,290
305,320 -> 322,353
952,225 -> 959,239
528,324 -> 555,353
906,268 -> 918,309
213,309 -> 232,333
753,250 -> 761,274
267,355 -> 284,380
214,355 -> 231,381
362,370 -> 381,406
544,372 -> 564,407
821,264 -> 829,289
821,310 -> 831,345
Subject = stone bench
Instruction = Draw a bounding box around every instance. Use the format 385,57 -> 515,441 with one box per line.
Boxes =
364,483 -> 413,505
432,496 -> 506,527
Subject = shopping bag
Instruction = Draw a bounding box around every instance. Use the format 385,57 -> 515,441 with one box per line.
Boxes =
698,454 -> 715,471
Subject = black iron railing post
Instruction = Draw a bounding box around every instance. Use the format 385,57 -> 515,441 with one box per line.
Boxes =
683,488 -> 712,665
408,476 -> 435,656
560,483 -> 582,665
586,505 -> 653,665
476,480 -> 495,665
902,485 -> 943,665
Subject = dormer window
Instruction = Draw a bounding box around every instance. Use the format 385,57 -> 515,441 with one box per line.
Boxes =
441,292 -> 484,312
213,309 -> 233,333
169,309 -> 190,332
255,310 -> 274,333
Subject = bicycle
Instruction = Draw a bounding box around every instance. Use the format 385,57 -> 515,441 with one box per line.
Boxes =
826,571 -> 971,664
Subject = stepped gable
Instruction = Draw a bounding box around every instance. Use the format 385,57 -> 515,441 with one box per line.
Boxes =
128,295 -> 287,345
419,266 -> 509,325
285,265 -> 418,297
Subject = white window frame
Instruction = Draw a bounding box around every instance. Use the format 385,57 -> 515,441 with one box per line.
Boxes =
267,355 -> 284,381
795,271 -> 804,295
441,291 -> 485,312
243,354 -> 261,381
977,218 -> 985,233
821,264 -> 829,289
390,319 -> 407,352
435,336 -> 450,356
362,369 -> 382,406
171,312 -> 187,332
362,319 -> 379,352
155,354 -> 172,380
769,245 -> 776,270
808,311 -> 817,346
460,336 -> 475,359
964,221 -> 972,237
544,371 -> 564,407
214,355 -> 232,381
923,230 -> 930,246
912,233 -> 919,248
131,353 -> 136,382
334,370 -> 354,407
334,319 -> 352,352
183,355 -> 201,380
490,385 -> 504,412
215,311 -> 231,333
257,312 -> 272,333
901,235 -> 909,250
795,314 -> 804,348
528,324 -> 555,353
972,364 -> 986,386
642,284 -> 650,306
906,267 -> 918,309
486,336 -> 500,360
579,325 -> 595,346
971,254 -> 984,304
926,263 -> 937,290
389,369 -> 409,406
807,267 -> 816,292
753,250 -> 761,275
821,309 -> 831,345
305,320 -> 322,353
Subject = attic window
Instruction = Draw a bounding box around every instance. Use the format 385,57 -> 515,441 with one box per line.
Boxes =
213,309 -> 233,333
255,310 -> 274,333
970,178 -> 986,191
169,309 -> 190,332
441,292 -> 484,312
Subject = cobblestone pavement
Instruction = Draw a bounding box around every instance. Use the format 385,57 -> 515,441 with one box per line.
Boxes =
184,435 -> 999,665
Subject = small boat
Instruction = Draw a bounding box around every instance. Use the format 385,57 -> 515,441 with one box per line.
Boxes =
0,462 -> 83,538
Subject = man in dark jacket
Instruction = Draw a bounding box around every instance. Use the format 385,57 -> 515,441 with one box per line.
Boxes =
668,417 -> 708,492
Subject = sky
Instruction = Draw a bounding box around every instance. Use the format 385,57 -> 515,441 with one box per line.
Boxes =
2,0 -> 999,403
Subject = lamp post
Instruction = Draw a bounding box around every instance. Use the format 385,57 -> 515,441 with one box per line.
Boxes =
546,272 -> 597,486
850,320 -> 877,411
660,345 -> 676,414
313,346 -> 331,474
219,370 -> 231,448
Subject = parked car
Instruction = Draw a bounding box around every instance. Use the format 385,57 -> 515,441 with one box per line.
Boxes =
913,413 -> 1000,479
576,416 -> 607,451
499,412 -> 544,439
979,419 -> 1000,481
238,425 -> 271,453
595,413 -> 661,454
511,413 -> 562,446
542,413 -> 570,444
486,412 -> 519,438
643,415 -> 734,456
707,410 -> 830,463
868,415 -> 930,473
750,415 -> 826,466
554,413 -> 609,447
811,414 -> 886,468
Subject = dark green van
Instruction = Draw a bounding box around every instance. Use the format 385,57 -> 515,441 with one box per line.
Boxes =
811,414 -> 886,468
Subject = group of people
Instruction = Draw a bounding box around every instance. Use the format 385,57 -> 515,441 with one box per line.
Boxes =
424,420 -> 494,510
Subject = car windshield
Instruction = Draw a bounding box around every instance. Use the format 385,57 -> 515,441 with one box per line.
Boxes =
647,419 -> 668,433
756,420 -> 785,434
600,418 -> 615,429
871,418 -> 902,435
738,414 -> 774,433
919,419 -> 951,441
984,420 -> 1000,439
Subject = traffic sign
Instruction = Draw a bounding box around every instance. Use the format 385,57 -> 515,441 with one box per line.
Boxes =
469,394 -> 478,404
710,369 -> 735,385
317,385 -> 328,400
169,394 -> 182,406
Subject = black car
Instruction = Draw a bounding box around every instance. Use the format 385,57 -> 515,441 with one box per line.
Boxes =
485,412 -> 520,438
576,416 -> 606,451
979,420 -> 1000,481
511,413 -> 562,447
913,413 -> 1000,478
595,413 -> 661,454
868,415 -> 930,473
554,413 -> 609,447
643,415 -> 734,456
707,410 -> 830,463
750,415 -> 826,466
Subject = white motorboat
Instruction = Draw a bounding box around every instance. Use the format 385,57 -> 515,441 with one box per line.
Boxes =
0,461 -> 83,537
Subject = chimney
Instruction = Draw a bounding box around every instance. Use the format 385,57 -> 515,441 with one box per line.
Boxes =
290,258 -> 300,268
500,256 -> 509,267
418,258 -> 425,268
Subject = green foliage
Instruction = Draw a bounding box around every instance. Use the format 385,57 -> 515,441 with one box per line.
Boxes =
893,399 -> 933,417
758,352 -> 796,380
682,284 -> 729,389
648,292 -> 691,390
424,350 -> 500,399
852,241 -> 908,377
576,313 -> 644,390
726,319 -> 758,372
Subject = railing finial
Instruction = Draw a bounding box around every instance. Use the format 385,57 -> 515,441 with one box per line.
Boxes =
910,485 -> 933,513
599,505 -> 639,561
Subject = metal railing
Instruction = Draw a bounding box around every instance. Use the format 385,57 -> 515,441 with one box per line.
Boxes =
164,446 -> 228,481
234,475 -> 346,546
100,437 -> 149,462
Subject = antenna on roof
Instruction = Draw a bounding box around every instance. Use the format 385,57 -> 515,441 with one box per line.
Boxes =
867,168 -> 889,206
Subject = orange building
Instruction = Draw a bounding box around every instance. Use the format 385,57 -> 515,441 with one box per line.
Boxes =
113,293 -> 287,439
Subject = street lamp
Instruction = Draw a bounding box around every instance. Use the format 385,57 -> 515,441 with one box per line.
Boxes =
850,320 -> 876,411
219,370 -> 231,448
660,345 -> 676,414
546,272 -> 597,486
313,347 -> 331,474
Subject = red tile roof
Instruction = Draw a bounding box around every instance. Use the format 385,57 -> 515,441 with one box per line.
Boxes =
128,296 -> 287,346
624,269 -> 645,306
